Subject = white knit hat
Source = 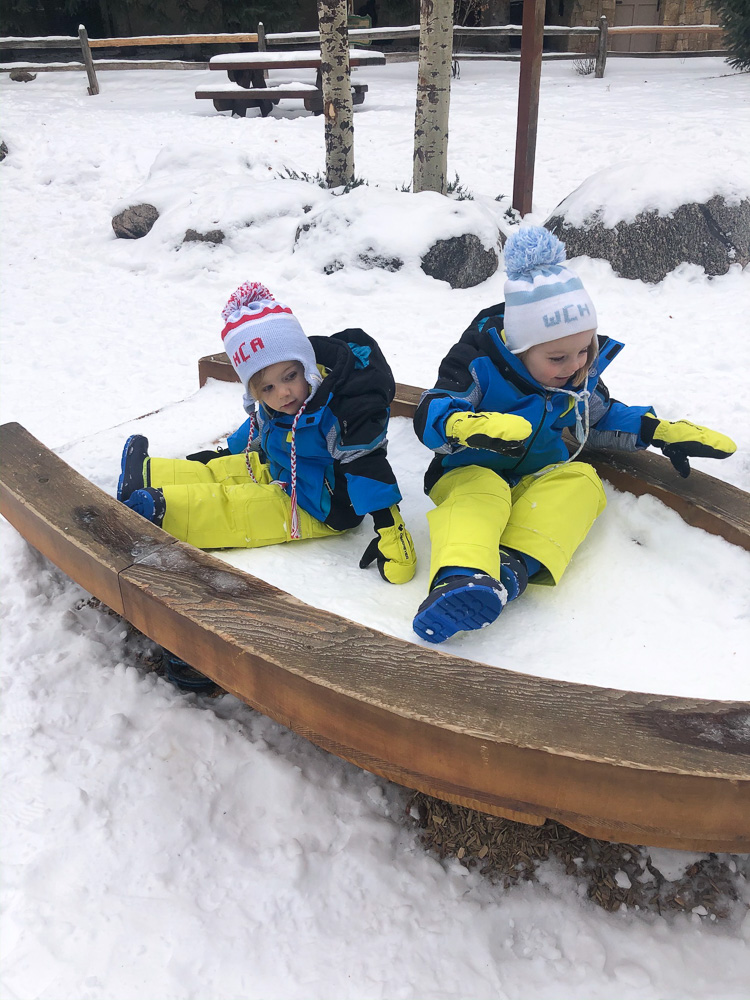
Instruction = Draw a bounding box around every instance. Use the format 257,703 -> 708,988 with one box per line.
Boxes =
221,281 -> 320,392
503,227 -> 597,354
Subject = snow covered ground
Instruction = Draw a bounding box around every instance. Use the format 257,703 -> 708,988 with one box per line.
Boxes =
1,56 -> 749,999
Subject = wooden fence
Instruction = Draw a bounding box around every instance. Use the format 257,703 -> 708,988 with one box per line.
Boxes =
0,20 -> 725,95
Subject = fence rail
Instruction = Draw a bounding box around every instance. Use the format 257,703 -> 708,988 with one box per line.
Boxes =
0,19 -> 726,94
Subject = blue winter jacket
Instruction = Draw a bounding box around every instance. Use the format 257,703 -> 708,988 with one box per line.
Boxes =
226,329 -> 401,530
414,302 -> 655,491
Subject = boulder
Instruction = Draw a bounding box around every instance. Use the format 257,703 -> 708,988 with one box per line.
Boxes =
546,195 -> 750,284
293,186 -> 505,286
420,234 -> 500,288
112,204 -> 159,240
0,140 -> 8,163
183,228 -> 225,245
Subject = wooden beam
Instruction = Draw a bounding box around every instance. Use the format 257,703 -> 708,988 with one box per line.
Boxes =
595,15 -> 608,78
512,0 -> 545,217
1,421 -> 748,850
87,32 -> 259,48
78,24 -> 99,95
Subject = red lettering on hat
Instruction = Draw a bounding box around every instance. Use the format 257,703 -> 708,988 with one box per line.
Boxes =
249,337 -> 264,353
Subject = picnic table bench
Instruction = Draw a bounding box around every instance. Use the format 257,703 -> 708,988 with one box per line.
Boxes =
195,49 -> 385,117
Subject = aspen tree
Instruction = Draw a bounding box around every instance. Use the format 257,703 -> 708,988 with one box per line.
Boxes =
318,0 -> 355,187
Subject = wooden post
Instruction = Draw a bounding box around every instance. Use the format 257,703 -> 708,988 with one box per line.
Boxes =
78,24 -> 99,95
595,15 -> 608,79
512,0 -> 545,217
257,21 -> 267,80
413,0 -> 454,194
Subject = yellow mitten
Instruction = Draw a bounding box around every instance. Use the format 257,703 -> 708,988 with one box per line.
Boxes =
445,411 -> 532,456
359,505 -> 417,584
641,416 -> 737,478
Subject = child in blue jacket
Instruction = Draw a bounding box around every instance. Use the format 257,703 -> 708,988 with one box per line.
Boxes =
412,226 -> 736,643
118,281 -> 416,586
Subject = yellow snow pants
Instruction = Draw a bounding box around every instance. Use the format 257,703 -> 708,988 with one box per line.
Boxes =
146,452 -> 340,550
426,462 -> 607,588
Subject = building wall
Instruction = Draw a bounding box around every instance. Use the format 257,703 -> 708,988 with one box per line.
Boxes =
552,0 -> 723,53
659,0 -> 722,51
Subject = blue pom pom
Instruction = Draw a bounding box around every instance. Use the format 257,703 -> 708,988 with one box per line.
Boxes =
504,226 -> 566,281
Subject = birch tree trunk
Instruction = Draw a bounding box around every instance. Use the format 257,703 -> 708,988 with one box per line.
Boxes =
317,0 -> 355,188
413,0 -> 454,194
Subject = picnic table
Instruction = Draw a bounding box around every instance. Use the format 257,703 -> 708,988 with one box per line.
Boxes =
195,49 -> 386,117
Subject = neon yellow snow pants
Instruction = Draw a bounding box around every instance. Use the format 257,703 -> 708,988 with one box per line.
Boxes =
426,462 -> 607,588
146,452 -> 340,550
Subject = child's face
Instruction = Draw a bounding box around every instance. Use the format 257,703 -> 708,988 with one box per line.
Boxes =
252,360 -> 308,414
521,330 -> 595,388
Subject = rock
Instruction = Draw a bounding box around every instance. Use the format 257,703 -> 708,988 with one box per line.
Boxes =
0,140 -> 8,163
546,195 -> 750,283
420,233 -> 499,288
183,228 -> 225,245
112,204 -> 159,240
358,250 -> 403,272
9,69 -> 36,82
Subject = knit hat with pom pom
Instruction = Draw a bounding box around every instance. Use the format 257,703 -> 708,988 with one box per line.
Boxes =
502,226 -> 597,354
221,281 -> 320,393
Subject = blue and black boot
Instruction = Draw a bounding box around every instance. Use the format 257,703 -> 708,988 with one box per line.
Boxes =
413,571 -> 507,643
117,434 -> 150,502
122,487 -> 166,527
162,651 -> 219,694
412,550 -> 536,644
498,548 -> 530,602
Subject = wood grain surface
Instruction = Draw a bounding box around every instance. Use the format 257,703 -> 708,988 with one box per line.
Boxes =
1,420 -> 748,851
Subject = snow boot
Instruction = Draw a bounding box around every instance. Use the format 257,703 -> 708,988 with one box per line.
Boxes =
412,573 -> 507,644
117,434 -> 149,502
498,548 -> 530,602
122,487 -> 166,527
162,651 -> 218,694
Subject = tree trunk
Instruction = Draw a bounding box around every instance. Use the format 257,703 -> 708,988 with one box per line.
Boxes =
317,0 -> 355,188
413,0 -> 454,195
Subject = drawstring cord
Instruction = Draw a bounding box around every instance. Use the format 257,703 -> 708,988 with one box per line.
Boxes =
287,402 -> 307,539
243,402 -> 307,540
560,387 -> 590,462
243,411 -> 258,482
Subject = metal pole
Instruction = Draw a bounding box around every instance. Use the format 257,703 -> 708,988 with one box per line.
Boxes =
512,0 -> 544,217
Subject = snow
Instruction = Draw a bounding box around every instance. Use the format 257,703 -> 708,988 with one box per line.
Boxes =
1,56 -> 749,999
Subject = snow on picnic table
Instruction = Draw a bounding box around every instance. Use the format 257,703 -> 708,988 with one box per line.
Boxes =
1,57 -> 749,1000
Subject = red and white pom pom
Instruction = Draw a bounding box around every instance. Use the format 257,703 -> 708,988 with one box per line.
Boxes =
221,281 -> 274,322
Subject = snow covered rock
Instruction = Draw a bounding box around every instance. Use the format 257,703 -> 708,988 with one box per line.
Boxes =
112,203 -> 159,240
293,186 -> 503,287
545,162 -> 750,283
0,139 -> 8,162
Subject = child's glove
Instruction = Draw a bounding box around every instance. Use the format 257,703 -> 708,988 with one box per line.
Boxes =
186,447 -> 232,464
445,411 -> 533,455
641,415 -> 737,478
359,505 -> 417,585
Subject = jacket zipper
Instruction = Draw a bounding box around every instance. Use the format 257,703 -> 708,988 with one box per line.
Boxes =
509,392 -> 549,473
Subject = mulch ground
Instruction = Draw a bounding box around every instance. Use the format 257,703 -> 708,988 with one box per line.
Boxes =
75,596 -> 748,921
406,791 -> 748,920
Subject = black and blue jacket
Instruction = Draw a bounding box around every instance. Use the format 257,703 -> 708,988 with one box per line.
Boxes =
414,302 -> 655,492
226,329 -> 401,530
